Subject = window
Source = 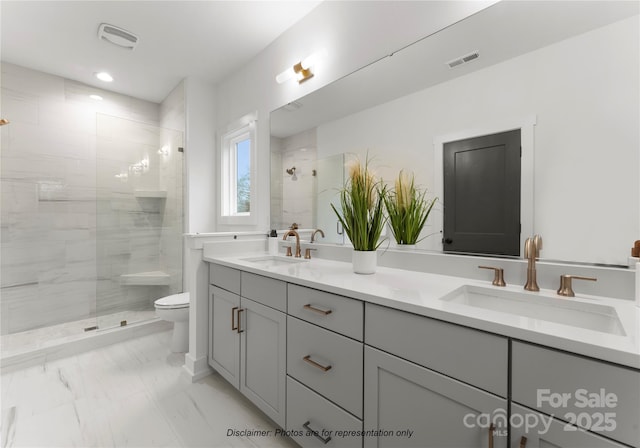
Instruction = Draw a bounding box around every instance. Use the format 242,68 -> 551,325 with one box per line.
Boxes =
219,113 -> 257,225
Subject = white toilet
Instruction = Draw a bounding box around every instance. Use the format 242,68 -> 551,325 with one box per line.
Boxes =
154,292 -> 190,353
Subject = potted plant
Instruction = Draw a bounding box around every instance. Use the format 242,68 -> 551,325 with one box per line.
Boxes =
384,170 -> 437,249
331,155 -> 387,274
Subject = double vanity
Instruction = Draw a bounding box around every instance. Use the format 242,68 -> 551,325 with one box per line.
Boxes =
204,251 -> 639,448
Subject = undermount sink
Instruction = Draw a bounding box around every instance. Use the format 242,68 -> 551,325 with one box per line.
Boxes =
441,285 -> 625,336
241,255 -> 308,267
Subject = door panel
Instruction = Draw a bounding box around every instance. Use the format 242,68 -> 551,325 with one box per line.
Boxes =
209,285 -> 241,388
364,346 -> 507,448
240,297 -> 287,427
443,129 -> 521,256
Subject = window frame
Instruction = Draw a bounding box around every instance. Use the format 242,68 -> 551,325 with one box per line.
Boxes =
218,113 -> 257,226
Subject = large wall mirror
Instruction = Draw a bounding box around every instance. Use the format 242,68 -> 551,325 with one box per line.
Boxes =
270,0 -> 639,266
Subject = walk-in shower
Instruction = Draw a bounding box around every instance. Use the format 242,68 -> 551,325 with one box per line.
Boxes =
0,64 -> 184,365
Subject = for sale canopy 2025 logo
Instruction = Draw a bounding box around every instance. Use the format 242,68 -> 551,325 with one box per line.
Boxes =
463,388 -> 618,435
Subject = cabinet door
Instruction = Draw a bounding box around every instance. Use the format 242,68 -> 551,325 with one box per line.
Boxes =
510,404 -> 627,448
364,346 -> 507,448
240,297 -> 287,427
209,285 -> 241,389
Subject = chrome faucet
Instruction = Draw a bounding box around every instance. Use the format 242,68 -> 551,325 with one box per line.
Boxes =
283,229 -> 301,258
524,234 -> 542,291
310,229 -> 325,243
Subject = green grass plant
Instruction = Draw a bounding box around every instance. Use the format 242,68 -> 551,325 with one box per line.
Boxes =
384,171 -> 437,246
331,155 -> 387,251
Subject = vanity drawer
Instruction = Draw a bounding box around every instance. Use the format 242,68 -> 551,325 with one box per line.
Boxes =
287,316 -> 363,418
288,283 -> 363,340
512,341 -> 640,447
209,263 -> 241,294
287,376 -> 362,448
365,303 -> 508,397
240,271 -> 286,312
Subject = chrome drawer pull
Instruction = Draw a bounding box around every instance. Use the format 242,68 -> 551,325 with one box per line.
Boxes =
303,355 -> 332,372
303,304 -> 332,315
302,420 -> 332,444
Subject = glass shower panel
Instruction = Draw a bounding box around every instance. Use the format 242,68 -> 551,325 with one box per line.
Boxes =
95,114 -> 183,331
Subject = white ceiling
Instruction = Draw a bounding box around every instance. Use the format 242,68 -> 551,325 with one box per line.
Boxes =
0,0 -> 321,103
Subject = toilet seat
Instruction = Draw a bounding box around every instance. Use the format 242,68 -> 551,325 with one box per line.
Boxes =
155,292 -> 190,310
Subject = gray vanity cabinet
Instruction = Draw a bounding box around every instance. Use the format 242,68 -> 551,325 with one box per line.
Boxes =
364,303 -> 509,448
510,404 -> 627,448
364,346 -> 508,448
208,269 -> 287,427
286,284 -> 365,447
512,341 -> 640,448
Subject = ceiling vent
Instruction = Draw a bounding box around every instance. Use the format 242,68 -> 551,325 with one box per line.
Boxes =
446,51 -> 479,69
98,23 -> 139,50
283,101 -> 303,112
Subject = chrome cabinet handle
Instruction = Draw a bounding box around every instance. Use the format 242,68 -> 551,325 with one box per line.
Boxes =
302,420 -> 331,444
236,308 -> 244,334
231,306 -> 238,331
303,304 -> 332,315
303,355 -> 332,372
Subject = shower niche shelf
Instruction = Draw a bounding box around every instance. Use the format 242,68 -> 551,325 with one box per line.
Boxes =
120,271 -> 171,286
134,190 -> 167,198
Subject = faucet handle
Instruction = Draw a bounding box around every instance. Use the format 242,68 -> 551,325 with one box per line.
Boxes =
479,266 -> 506,287
304,248 -> 317,259
557,275 -> 597,297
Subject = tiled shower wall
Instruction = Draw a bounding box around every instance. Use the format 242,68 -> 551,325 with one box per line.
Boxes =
0,63 -> 183,334
270,128 -> 317,230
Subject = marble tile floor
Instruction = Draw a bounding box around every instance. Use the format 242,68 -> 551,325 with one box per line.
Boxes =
1,311 -> 158,360
1,330 -> 299,448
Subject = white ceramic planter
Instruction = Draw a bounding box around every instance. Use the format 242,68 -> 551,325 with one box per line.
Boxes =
395,244 -> 417,250
352,250 -> 377,274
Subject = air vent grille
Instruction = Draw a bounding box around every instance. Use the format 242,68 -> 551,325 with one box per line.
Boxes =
447,51 -> 480,69
98,23 -> 139,50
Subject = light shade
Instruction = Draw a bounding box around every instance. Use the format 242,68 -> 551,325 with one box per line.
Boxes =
95,72 -> 114,82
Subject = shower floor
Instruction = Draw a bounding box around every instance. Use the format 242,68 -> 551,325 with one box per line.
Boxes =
0,310 -> 160,365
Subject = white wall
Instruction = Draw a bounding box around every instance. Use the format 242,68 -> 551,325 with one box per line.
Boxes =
314,16 -> 639,266
184,77 -> 216,233
211,0 -> 497,232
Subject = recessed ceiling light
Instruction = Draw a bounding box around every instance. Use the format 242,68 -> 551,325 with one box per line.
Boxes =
95,72 -> 113,82
89,94 -> 103,101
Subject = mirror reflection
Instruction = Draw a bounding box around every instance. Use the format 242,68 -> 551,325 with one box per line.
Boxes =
270,1 -> 639,265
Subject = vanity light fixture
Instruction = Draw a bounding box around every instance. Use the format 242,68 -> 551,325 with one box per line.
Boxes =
276,50 -> 326,84
95,72 -> 114,82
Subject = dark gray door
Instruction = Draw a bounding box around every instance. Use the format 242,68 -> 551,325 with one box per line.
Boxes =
443,130 -> 521,256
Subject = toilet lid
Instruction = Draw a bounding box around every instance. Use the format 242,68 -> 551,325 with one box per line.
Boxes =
155,292 -> 190,309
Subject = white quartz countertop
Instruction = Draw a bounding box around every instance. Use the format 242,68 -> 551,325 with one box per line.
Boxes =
204,253 -> 640,369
